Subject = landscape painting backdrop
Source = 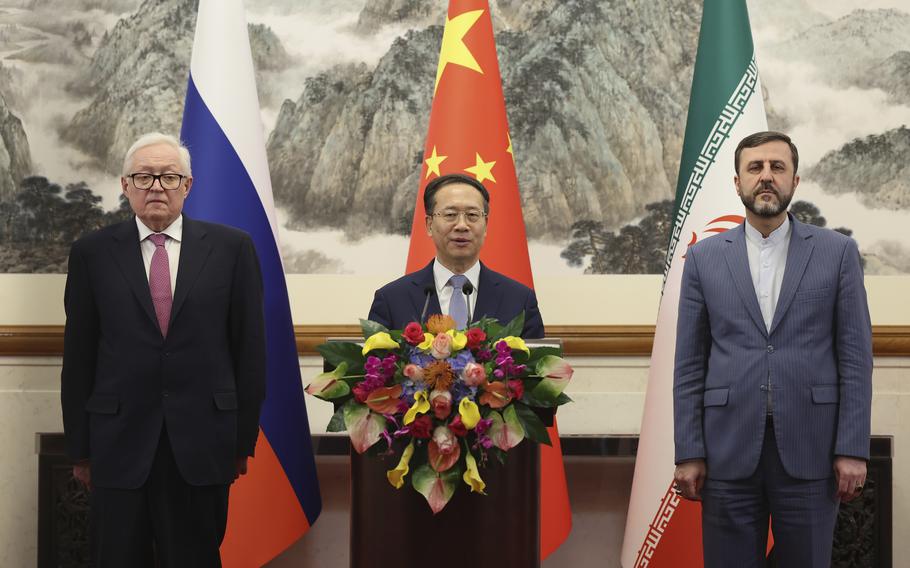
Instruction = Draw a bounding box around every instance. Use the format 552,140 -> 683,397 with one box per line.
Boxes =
0,0 -> 908,275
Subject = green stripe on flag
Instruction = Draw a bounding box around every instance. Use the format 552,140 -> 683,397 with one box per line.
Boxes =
665,0 -> 760,281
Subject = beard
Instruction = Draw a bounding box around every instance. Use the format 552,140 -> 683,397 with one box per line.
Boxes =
740,183 -> 793,217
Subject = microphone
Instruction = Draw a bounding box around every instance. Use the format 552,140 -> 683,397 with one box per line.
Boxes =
462,281 -> 475,327
419,285 -> 435,323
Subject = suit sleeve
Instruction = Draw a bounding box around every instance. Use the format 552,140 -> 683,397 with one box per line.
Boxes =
833,238 -> 873,460
368,288 -> 393,329
60,242 -> 100,461
673,247 -> 711,464
521,288 -> 545,340
230,235 -> 267,458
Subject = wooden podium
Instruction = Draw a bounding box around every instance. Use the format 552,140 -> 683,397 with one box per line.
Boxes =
350,437 -> 541,568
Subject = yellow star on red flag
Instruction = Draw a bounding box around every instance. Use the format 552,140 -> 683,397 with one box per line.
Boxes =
464,152 -> 496,184
434,9 -> 485,94
424,146 -> 447,179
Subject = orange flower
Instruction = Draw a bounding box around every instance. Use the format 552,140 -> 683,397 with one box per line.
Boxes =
479,380 -> 512,409
426,314 -> 456,334
365,385 -> 403,414
422,360 -> 455,391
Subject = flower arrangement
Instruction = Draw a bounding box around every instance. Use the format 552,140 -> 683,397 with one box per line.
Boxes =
305,312 -> 574,513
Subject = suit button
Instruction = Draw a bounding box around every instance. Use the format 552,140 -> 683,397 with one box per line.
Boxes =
163,352 -> 171,358
766,345 -> 774,353
760,385 -> 768,391
162,391 -> 170,398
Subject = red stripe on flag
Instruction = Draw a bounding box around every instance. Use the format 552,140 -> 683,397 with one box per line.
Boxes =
220,429 -> 310,567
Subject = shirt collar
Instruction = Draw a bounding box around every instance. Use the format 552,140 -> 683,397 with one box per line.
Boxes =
136,214 -> 183,243
433,258 -> 480,294
744,215 -> 790,247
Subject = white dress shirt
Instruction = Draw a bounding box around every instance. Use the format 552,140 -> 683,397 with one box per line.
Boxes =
433,259 -> 481,318
136,215 -> 182,298
744,216 -> 791,332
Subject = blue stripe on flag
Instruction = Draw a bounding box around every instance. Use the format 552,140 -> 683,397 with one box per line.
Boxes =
181,76 -> 322,523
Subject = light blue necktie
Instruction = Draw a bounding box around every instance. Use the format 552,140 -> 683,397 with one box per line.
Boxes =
448,274 -> 468,330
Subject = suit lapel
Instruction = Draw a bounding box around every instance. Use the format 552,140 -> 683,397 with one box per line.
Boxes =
169,217 -> 212,328
722,224 -> 768,336
769,219 -> 814,335
409,261 -> 441,322
109,219 -> 159,330
472,263 -> 502,323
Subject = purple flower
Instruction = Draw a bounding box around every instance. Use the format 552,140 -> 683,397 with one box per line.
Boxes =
475,349 -> 493,362
447,350 -> 474,373
450,380 -> 478,405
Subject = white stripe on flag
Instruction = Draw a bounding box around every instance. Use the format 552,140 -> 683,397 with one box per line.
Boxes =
189,0 -> 279,242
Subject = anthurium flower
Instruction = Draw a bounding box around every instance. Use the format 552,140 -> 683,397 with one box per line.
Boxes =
488,406 -> 525,451
463,451 -> 486,494
448,330 -> 468,351
458,398 -> 481,429
412,464 -> 459,514
365,384 -> 403,414
404,390 -> 430,425
501,336 -> 529,355
531,355 -> 575,402
479,380 -> 512,409
362,332 -> 399,355
386,441 -> 415,489
304,361 -> 350,400
417,333 -> 434,351
343,403 -> 387,454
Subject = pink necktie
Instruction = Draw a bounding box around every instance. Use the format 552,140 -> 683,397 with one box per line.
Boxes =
148,233 -> 172,337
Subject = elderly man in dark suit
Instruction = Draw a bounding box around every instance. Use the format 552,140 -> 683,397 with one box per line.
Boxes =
61,132 -> 266,567
368,173 -> 543,338
673,131 -> 873,567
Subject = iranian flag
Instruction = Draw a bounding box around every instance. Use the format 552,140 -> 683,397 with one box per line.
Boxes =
621,1 -> 767,565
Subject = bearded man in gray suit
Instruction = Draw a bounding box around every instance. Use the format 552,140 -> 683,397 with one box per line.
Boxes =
672,131 -> 873,567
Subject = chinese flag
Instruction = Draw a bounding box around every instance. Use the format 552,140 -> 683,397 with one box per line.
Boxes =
405,0 -> 572,558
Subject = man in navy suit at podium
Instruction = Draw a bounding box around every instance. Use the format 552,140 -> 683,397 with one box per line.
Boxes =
368,173 -> 543,338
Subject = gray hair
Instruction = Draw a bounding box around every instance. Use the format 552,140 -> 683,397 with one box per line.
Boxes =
122,132 -> 192,177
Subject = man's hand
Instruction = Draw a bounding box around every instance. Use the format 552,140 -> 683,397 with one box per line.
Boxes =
73,460 -> 92,491
674,459 -> 706,501
235,456 -> 249,480
834,456 -> 866,502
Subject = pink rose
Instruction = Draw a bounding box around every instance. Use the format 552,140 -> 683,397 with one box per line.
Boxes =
461,362 -> 487,387
430,332 -> 453,359
403,364 -> 424,381
430,389 -> 453,419
432,426 -> 458,455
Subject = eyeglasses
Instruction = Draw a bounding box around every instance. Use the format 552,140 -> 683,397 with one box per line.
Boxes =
430,210 -> 487,224
128,173 -> 186,191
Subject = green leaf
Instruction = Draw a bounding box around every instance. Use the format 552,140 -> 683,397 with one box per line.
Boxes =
411,464 -> 461,514
359,319 -> 389,340
494,312 -> 525,341
326,405 -> 346,432
555,393 -> 573,406
526,346 -> 562,367
513,403 -> 552,446
317,342 -> 365,370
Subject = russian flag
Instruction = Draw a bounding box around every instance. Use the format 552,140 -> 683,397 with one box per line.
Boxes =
180,1 -> 321,565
